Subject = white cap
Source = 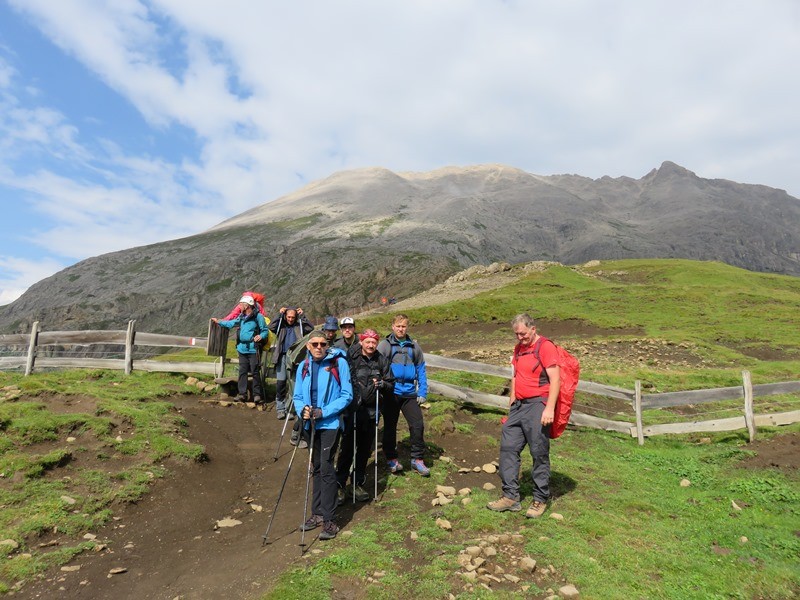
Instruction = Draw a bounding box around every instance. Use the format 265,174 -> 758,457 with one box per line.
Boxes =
340,317 -> 355,326
239,295 -> 255,306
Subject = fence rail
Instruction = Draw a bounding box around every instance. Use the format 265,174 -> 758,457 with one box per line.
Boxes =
3,322 -> 799,443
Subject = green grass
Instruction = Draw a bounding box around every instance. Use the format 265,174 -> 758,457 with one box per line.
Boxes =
0,370 -> 205,592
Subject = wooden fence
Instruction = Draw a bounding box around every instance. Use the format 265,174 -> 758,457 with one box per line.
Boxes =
0,320 -> 223,377
424,355 -> 800,444
2,323 -> 798,443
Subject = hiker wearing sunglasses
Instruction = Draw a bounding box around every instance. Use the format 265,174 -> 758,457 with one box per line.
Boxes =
294,330 -> 353,540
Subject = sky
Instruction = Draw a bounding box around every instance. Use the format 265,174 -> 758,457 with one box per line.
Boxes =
1,1 -> 799,305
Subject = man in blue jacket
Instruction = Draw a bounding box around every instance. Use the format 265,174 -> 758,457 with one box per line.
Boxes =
294,330 -> 353,540
212,295 -> 269,403
376,313 -> 430,477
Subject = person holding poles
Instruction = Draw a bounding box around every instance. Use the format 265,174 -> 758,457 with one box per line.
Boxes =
336,328 -> 394,504
268,306 -> 313,420
212,295 -> 268,404
294,330 -> 352,541
487,313 -> 560,518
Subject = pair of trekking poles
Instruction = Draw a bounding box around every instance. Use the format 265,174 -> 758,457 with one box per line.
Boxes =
262,388 -> 381,550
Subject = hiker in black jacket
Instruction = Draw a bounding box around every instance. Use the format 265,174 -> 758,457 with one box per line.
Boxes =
336,329 -> 394,503
268,306 -> 313,419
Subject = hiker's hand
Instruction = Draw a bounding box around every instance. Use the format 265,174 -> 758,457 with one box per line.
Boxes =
311,407 -> 323,420
279,307 -> 287,314
296,307 -> 304,316
253,334 -> 262,342
417,396 -> 426,406
211,318 -> 219,323
302,405 -> 311,420
541,406 -> 555,426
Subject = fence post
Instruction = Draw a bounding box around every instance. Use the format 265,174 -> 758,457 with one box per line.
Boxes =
742,370 -> 755,442
125,320 -> 136,375
634,380 -> 644,446
24,321 -> 40,376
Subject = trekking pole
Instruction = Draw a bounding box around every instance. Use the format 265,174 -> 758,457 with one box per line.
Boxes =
261,435 -> 301,545
352,408 -> 357,504
374,387 -> 380,499
299,416 -> 316,554
271,400 -> 296,461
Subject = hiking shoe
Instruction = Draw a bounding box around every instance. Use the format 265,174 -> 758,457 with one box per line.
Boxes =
353,485 -> 370,502
387,459 -> 403,474
526,500 -> 548,519
318,521 -> 339,541
289,431 -> 299,446
234,394 -> 247,402
486,496 -> 522,512
300,514 -> 323,531
410,459 -> 430,477
337,486 -> 346,506
253,395 -> 262,404
276,409 -> 287,420
287,411 -> 296,421
298,438 -> 308,449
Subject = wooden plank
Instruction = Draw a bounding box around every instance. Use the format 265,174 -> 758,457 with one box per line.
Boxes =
426,355 -> 511,377
427,381 -> 508,410
0,333 -> 31,344
134,360 -> 217,375
641,386 -> 744,408
568,412 -> 636,435
25,321 -> 39,376
634,380 -> 644,446
742,370 -> 756,442
37,330 -> 127,345
642,416 -> 747,436
135,332 -> 208,348
752,381 -> 800,396
35,357 -> 126,370
206,320 -> 229,357
125,320 -> 136,376
0,357 -> 26,368
576,380 -> 636,402
754,410 -> 800,427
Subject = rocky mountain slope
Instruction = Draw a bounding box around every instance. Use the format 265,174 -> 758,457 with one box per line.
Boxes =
2,162 -> 798,335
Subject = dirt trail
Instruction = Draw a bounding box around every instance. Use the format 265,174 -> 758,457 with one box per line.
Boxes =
14,397 -> 379,600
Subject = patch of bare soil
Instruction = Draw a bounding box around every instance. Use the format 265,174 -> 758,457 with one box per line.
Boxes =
737,432 -> 800,473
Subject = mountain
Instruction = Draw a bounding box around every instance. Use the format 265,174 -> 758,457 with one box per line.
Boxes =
2,162 -> 798,335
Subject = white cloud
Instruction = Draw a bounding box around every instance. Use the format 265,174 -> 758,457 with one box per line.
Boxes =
0,256 -> 67,306
1,1 -> 799,304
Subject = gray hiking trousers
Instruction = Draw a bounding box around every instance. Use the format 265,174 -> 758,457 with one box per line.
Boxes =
498,398 -> 551,503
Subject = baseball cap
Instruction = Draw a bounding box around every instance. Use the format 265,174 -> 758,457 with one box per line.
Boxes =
340,317 -> 355,326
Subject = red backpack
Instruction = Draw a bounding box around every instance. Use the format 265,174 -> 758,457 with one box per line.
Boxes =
517,336 -> 580,439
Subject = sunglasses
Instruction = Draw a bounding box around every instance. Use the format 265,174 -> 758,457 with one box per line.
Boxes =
309,341 -> 328,348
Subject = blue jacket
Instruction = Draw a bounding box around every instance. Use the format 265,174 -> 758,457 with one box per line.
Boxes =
377,334 -> 428,399
292,347 -> 353,430
218,311 -> 268,355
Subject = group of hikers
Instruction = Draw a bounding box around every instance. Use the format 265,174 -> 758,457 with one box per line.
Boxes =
212,294 -> 561,541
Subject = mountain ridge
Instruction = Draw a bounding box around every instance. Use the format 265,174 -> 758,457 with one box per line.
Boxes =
1,161 -> 798,335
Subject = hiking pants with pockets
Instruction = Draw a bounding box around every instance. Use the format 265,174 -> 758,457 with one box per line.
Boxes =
237,352 -> 263,399
498,398 -> 551,503
311,428 -> 341,522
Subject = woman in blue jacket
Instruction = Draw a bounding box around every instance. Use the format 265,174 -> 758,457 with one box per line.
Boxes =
294,330 -> 353,540
212,295 -> 269,403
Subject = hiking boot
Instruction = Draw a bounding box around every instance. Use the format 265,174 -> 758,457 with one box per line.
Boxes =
253,395 -> 262,404
234,394 -> 247,402
287,411 -> 296,421
276,409 -> 287,420
289,431 -> 299,446
298,438 -> 308,449
337,486 -> 346,506
410,459 -> 430,477
387,459 -> 403,474
318,520 -> 339,541
526,500 -> 548,519
300,514 -> 323,531
486,496 -> 522,512
353,484 -> 370,502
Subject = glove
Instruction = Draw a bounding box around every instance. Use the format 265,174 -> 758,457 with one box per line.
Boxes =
302,405 -> 322,420
311,407 -> 323,420
417,396 -> 426,406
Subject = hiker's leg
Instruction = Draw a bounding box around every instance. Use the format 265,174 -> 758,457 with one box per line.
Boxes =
248,353 -> 263,399
335,415 -> 355,487
524,401 -> 551,503
498,402 -> 531,501
236,353 -> 249,397
399,396 -> 425,460
381,395 -> 401,460
318,429 -> 340,522
354,411 -> 373,484
274,354 -> 288,411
